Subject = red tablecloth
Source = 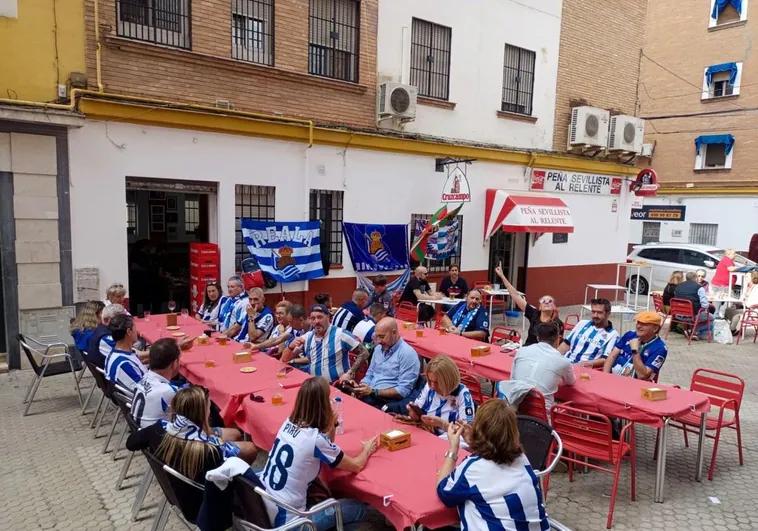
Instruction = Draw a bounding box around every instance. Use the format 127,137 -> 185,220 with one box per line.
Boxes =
397,323 -> 710,427
137,316 -> 459,530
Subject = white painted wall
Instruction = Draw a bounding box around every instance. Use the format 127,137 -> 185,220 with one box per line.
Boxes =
377,0 -> 562,149
628,196 -> 758,250
69,121 -> 631,296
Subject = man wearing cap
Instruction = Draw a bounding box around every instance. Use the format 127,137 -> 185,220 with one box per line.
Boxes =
603,311 -> 667,381
283,304 -> 370,383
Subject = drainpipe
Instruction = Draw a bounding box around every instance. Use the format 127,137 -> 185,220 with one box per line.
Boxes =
94,0 -> 104,92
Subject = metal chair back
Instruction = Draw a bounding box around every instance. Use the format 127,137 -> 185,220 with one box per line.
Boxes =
490,326 -> 521,345
690,368 -> 745,416
551,404 -> 615,462
517,414 -> 563,477
232,474 -> 274,528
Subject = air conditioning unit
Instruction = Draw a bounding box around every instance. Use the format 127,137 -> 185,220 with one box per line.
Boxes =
377,82 -> 417,121
568,106 -> 609,149
608,115 -> 645,153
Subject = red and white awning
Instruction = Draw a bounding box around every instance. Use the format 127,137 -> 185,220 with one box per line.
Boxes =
484,189 -> 574,241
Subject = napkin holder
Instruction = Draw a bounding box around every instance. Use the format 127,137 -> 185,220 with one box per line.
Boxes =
234,351 -> 252,364
470,345 -> 491,357
641,387 -> 667,401
166,313 -> 178,326
380,430 -> 411,451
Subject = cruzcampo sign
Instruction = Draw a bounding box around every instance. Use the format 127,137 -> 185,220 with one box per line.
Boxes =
530,169 -> 622,196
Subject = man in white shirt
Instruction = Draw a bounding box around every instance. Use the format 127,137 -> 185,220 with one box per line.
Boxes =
496,322 -> 576,413
558,298 -> 618,367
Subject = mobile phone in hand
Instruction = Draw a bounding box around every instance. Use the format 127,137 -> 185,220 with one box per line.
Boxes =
408,403 -> 424,418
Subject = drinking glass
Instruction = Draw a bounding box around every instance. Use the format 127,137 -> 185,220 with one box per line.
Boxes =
168,300 -> 177,313
181,308 -> 189,322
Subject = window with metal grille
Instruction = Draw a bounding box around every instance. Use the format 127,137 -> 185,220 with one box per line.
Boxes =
184,198 -> 200,233
502,44 -> 535,115
308,0 -> 360,82
641,222 -> 660,244
116,0 -> 191,49
409,213 -> 463,273
309,190 -> 344,267
235,185 -> 276,272
410,18 -> 452,100
232,0 -> 274,65
689,223 -> 718,246
127,197 -> 137,236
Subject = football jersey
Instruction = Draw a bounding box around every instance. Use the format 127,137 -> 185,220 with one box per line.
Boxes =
302,325 -> 361,382
437,454 -> 549,531
237,306 -> 275,343
563,320 -> 619,364
105,347 -> 146,392
414,382 -> 475,428
611,331 -> 668,379
259,419 -> 344,526
99,335 -> 115,363
351,318 -> 375,344
220,294 -> 247,331
331,302 -> 363,332
131,370 -> 183,428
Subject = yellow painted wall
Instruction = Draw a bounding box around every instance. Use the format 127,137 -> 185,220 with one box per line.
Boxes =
0,0 -> 85,102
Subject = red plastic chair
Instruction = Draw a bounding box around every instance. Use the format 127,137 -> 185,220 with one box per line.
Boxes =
651,292 -> 665,314
737,306 -> 758,344
547,404 -> 636,529
669,368 -> 745,481
461,372 -> 487,405
395,302 -> 417,324
517,389 -> 548,423
665,298 -> 712,345
490,326 -> 521,345
563,313 -> 580,333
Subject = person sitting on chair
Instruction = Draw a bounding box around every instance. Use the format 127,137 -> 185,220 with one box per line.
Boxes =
259,377 -> 378,530
439,264 -> 469,298
369,302 -> 389,323
436,400 -> 549,531
557,298 -> 618,367
87,303 -> 127,369
674,271 -> 712,340
196,281 -> 226,326
399,266 -> 443,322
439,289 -> 489,341
408,355 -> 475,436
496,322 -> 575,414
226,287 -> 274,343
219,276 -> 247,334
368,275 -> 394,316
104,313 -> 147,392
349,318 -> 421,413
603,311 -> 667,381
104,282 -> 127,308
249,300 -> 292,355
283,304 -> 370,384
332,289 -> 370,333
71,300 -> 105,355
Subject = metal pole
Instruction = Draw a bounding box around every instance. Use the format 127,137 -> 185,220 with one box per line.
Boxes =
695,412 -> 707,482
654,418 -> 669,503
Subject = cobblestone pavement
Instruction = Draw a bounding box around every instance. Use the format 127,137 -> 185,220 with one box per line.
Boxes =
1,328 -> 757,530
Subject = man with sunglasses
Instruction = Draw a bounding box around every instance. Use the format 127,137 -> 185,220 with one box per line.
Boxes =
558,298 -> 618,367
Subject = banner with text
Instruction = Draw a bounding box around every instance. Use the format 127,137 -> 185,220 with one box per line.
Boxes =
241,219 -> 324,282
343,223 -> 409,272
531,169 -> 622,196
631,205 -> 686,221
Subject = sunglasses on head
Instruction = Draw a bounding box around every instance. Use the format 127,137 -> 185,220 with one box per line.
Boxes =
540,298 -> 554,304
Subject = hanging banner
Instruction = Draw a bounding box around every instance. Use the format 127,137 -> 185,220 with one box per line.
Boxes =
241,219 -> 324,282
343,223 -> 409,272
413,217 -> 460,259
530,169 -> 622,196
441,165 -> 471,202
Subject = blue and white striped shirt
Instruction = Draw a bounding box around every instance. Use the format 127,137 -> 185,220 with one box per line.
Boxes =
302,325 -> 361,382
104,347 -> 146,392
237,306 -> 275,343
413,383 -> 475,428
438,454 -> 549,531
220,294 -> 247,331
563,320 -> 619,364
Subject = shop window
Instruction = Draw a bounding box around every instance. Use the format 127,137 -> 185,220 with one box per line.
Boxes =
232,0 -> 274,65
410,18 -> 452,100
409,212 -> 463,273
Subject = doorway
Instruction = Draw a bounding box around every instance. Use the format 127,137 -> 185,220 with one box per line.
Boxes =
125,178 -> 217,315
488,230 -> 515,284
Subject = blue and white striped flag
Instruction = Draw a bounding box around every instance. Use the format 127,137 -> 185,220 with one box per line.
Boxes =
241,219 -> 325,283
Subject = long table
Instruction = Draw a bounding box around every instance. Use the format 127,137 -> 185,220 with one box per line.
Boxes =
136,316 -> 459,530
398,324 -> 711,503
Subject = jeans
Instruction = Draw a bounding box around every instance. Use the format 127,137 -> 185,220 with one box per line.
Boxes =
308,499 -> 367,531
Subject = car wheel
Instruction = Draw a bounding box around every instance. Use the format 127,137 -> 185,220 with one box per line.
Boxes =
627,275 -> 649,295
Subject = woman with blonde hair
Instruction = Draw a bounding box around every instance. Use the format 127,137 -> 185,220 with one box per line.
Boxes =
70,300 -> 106,352
127,386 -> 257,490
104,282 -> 127,308
437,400 -> 549,529
260,377 -> 378,530
407,355 -> 475,434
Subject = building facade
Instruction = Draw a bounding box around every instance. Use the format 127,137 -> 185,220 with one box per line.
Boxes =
633,0 -> 758,251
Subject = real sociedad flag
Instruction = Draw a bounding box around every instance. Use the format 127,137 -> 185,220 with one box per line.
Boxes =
241,219 -> 325,282
342,222 -> 409,272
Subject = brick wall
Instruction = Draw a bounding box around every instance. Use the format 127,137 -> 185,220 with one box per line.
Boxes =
640,1 -> 758,188
84,0 -> 378,128
553,0 -> 648,152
